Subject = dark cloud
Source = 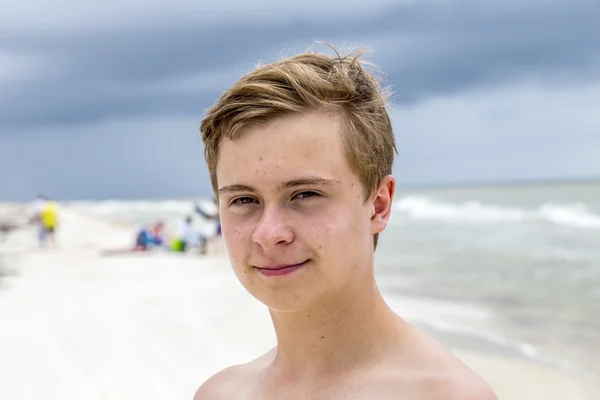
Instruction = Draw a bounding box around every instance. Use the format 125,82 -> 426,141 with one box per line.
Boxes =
2,0 -> 599,130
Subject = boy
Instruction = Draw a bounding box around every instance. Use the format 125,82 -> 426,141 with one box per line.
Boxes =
195,46 -> 497,399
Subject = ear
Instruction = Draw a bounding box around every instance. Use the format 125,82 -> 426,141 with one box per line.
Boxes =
370,175 -> 395,235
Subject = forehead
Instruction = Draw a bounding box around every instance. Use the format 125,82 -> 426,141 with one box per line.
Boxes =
216,112 -> 353,188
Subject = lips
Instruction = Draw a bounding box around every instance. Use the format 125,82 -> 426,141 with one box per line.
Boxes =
254,260 -> 309,277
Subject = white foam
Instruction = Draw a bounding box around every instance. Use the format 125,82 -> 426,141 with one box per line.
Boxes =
393,196 -> 600,230
394,197 -> 527,223
538,203 -> 600,229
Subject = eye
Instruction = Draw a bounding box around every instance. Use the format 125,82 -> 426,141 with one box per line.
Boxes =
294,191 -> 320,201
230,196 -> 258,206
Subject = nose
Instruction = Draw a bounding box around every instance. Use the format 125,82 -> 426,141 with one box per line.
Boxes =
251,204 -> 293,249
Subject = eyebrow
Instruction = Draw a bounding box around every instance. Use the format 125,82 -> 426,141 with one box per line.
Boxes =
218,176 -> 339,195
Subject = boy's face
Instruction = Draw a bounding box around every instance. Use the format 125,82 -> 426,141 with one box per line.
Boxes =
216,112 -> 394,311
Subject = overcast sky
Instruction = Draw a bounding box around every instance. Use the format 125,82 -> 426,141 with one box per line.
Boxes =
1,0 -> 599,201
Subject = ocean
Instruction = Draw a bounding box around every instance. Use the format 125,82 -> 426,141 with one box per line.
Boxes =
69,181 -> 600,382
376,181 -> 600,382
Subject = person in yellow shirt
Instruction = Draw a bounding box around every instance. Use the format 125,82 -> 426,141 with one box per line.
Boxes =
31,195 -> 59,249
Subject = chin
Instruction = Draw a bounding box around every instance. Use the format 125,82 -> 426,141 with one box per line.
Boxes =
245,282 -> 323,313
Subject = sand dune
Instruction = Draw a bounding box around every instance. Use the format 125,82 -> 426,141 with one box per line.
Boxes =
0,207 -> 597,399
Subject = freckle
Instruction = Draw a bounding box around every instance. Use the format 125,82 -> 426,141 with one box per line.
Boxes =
259,156 -> 263,161
312,344 -> 316,348
307,315 -> 311,318
318,244 -> 322,249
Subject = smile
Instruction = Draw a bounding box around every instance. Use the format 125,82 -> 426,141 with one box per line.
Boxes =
255,261 -> 309,277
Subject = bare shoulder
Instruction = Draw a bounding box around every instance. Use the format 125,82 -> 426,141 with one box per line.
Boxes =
419,371 -> 498,400
193,365 -> 244,400
372,365 -> 497,400
421,348 -> 498,399
193,349 -> 275,400
374,323 -> 498,399
404,324 -> 497,399
405,348 -> 498,399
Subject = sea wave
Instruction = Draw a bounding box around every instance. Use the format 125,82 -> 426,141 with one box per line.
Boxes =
394,197 -> 600,230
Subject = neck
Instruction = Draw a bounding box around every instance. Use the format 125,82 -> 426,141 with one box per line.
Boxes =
267,271 -> 406,380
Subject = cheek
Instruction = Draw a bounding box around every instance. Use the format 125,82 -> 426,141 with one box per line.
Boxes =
222,218 -> 250,256
305,207 -> 359,252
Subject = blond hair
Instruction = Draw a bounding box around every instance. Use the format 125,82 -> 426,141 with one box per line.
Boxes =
200,44 -> 397,249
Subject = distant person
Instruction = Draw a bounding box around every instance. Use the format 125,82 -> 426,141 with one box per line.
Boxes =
29,195 -> 59,249
193,198 -> 221,251
194,198 -> 220,225
133,221 -> 166,251
193,46 -> 497,399
171,215 -> 206,254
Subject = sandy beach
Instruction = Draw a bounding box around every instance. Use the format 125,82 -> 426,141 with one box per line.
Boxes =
0,207 -> 598,399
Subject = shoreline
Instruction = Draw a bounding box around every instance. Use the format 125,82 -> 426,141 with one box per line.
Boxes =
0,207 -> 598,399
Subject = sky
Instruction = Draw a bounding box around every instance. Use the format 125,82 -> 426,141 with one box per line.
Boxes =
1,0 -> 599,201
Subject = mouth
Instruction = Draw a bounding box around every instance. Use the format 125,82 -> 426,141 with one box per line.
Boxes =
254,260 -> 309,277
